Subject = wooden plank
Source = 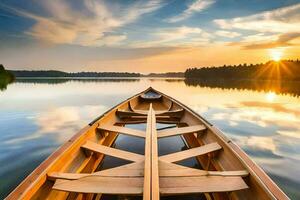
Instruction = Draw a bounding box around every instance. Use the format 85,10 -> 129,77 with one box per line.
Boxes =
208,170 -> 249,177
151,108 -> 160,200
98,124 -> 145,138
159,161 -> 208,177
48,162 -> 144,180
82,141 -> 144,162
159,142 -> 222,163
160,176 -> 248,194
159,161 -> 248,177
143,105 -> 152,200
157,125 -> 206,138
116,109 -> 184,118
53,177 -> 143,194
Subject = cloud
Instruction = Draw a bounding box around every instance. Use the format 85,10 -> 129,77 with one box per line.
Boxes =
131,26 -> 210,48
214,3 -> 300,50
242,32 -> 300,49
215,30 -> 241,38
3,0 -> 164,46
214,3 -> 300,33
155,26 -> 203,41
167,0 -> 215,23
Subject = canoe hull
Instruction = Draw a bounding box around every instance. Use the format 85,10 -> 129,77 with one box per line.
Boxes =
6,87 -> 289,200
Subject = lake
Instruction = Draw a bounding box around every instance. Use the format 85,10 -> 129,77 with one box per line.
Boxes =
0,78 -> 300,199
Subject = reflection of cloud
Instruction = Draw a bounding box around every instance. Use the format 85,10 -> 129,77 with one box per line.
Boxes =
5,105 -> 107,144
277,130 -> 300,139
230,134 -> 300,162
243,136 -> 276,152
240,101 -> 300,117
36,107 -> 80,133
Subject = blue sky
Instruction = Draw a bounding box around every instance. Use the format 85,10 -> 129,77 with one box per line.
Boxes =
0,0 -> 300,72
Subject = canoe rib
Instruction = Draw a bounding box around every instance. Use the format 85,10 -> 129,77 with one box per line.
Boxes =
98,124 -> 145,138
159,142 -> 222,163
82,141 -> 144,162
157,125 -> 206,138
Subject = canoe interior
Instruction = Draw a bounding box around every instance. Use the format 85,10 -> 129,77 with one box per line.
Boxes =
6,87 -> 288,200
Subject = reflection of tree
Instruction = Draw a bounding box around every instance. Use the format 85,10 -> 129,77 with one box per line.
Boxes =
0,64 -> 15,91
184,79 -> 300,97
14,78 -> 140,85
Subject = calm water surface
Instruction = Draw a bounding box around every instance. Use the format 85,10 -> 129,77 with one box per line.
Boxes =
0,78 -> 300,199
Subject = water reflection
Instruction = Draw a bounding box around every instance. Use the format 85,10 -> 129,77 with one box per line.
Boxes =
0,78 -> 300,199
185,78 -> 300,97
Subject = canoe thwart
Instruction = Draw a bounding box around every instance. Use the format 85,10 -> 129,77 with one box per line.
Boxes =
98,124 -> 145,138
159,142 -> 222,162
157,125 -> 207,138
81,141 -> 144,162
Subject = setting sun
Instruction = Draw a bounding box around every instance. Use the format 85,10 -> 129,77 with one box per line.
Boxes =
266,91 -> 277,102
269,48 -> 284,61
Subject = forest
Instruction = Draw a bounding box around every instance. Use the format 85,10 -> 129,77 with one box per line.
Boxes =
185,60 -> 300,80
9,70 -> 141,77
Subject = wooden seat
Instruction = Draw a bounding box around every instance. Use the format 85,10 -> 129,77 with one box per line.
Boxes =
48,162 -> 144,180
82,141 -> 144,162
49,160 -> 248,180
159,142 -> 222,162
98,124 -> 145,138
157,125 -> 206,138
53,177 -> 143,194
160,176 -> 248,194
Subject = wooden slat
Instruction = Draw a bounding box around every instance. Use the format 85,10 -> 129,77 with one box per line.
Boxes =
82,141 -> 144,162
159,142 -> 222,163
48,162 -> 144,180
117,109 -> 184,118
160,176 -> 248,194
98,124 -> 145,138
151,108 -> 159,200
208,170 -> 249,177
157,125 -> 206,138
53,177 -> 143,194
159,161 -> 208,177
143,105 -> 152,200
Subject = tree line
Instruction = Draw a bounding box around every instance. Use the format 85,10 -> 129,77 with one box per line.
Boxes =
185,60 -> 300,80
9,70 -> 141,77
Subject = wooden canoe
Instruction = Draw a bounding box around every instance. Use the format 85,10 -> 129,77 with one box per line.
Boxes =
6,87 -> 289,200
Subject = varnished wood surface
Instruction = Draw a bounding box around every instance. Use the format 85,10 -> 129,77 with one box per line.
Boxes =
98,124 -> 145,138
157,125 -> 206,138
6,87 -> 288,200
159,142 -> 222,162
82,141 -> 144,162
160,176 -> 248,194
53,177 -> 143,194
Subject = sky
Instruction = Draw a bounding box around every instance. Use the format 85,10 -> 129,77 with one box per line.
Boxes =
0,0 -> 300,73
